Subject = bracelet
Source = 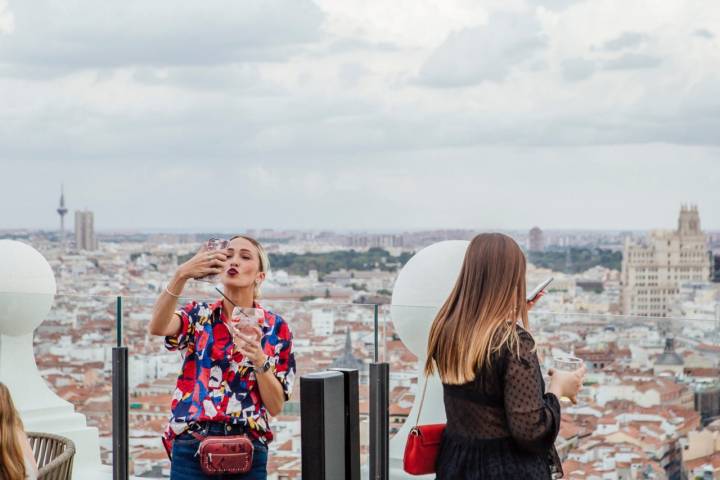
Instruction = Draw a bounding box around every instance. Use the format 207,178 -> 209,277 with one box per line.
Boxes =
165,286 -> 182,298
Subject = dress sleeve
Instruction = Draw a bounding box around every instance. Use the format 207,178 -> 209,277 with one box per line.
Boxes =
270,318 -> 296,401
502,328 -> 561,454
164,301 -> 197,352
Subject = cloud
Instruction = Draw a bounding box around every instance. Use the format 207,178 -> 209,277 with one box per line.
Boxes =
322,39 -> 404,56
0,0 -> 324,70
0,0 -> 13,34
526,0 -> 585,12
694,29 -> 714,39
602,53 -> 662,70
561,57 -> 596,82
337,63 -> 370,86
602,31 -> 649,51
314,0 -> 489,49
131,64 -> 276,93
417,13 -> 547,87
1,0 -> 720,193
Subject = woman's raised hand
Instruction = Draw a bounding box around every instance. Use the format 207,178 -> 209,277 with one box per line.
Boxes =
527,291 -> 545,310
177,245 -> 229,280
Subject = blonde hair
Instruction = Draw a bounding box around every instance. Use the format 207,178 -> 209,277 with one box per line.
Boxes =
425,233 -> 529,385
0,382 -> 27,480
229,235 -> 270,299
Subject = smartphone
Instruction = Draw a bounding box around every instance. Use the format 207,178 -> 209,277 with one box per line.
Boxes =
527,277 -> 553,303
197,238 -> 229,283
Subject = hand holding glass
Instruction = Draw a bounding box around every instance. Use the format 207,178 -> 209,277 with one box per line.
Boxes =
230,307 -> 263,334
229,307 -> 263,357
550,355 -> 584,403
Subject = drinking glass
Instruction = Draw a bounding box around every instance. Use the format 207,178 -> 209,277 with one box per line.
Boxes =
551,354 -> 583,403
230,307 -> 264,335
230,307 -> 264,360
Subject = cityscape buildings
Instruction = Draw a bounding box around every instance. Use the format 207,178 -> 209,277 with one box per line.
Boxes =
529,226 -> 545,252
621,206 -> 712,317
74,210 -> 97,251
2,203 -> 720,478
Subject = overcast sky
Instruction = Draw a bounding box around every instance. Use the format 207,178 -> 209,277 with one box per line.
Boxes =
1,0 -> 718,232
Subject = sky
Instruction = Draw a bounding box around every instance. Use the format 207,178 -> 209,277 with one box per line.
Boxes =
1,0 -> 719,232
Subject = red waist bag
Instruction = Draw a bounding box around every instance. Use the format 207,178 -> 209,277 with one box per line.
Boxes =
403,377 -> 446,475
191,432 -> 255,475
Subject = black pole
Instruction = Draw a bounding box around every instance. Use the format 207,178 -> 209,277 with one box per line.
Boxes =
300,371 -> 346,479
329,368 -> 361,480
369,362 -> 389,480
115,295 -> 122,348
373,304 -> 379,363
112,296 -> 128,480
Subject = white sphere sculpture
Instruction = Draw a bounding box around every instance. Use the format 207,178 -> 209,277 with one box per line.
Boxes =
388,240 -> 469,477
391,240 -> 469,357
0,240 -> 57,336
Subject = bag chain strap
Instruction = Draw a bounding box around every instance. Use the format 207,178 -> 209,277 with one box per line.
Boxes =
413,376 -> 429,430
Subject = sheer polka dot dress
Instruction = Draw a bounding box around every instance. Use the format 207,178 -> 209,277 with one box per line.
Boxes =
436,326 -> 563,480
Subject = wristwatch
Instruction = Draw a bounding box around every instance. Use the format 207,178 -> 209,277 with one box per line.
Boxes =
255,356 -> 273,374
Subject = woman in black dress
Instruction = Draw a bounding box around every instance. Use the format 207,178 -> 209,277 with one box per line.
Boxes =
426,233 -> 585,479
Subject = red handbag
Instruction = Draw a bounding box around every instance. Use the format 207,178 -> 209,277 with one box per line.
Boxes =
403,377 -> 446,475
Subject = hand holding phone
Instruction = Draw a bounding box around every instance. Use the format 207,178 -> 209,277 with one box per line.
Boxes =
527,277 -> 553,303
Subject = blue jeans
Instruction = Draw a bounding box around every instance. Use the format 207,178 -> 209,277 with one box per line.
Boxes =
170,423 -> 268,480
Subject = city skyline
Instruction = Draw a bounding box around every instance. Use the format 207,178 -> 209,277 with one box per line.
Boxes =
2,159 -> 719,233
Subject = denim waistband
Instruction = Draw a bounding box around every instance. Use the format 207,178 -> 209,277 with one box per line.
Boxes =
189,421 -> 249,436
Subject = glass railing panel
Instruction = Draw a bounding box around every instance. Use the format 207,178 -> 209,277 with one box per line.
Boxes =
262,300 -> 377,479
125,293 -> 379,479
24,293 -> 118,470
121,293 -> 188,477
377,305 -> 716,479
380,304 -> 437,444
528,311 -> 716,479
19,283 -> 710,480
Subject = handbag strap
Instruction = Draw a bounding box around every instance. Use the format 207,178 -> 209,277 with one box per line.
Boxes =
413,376 -> 429,428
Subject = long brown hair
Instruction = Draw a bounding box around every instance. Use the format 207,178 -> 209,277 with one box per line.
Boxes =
425,233 -> 529,385
0,382 -> 27,480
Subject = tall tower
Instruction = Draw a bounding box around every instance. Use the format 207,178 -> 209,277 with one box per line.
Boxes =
528,226 -> 545,252
75,210 -> 97,251
56,185 -> 68,241
678,204 -> 701,236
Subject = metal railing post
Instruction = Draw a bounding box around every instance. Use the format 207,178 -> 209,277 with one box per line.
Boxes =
374,304 -> 379,363
329,368 -> 360,480
369,362 -> 389,480
112,296 -> 128,480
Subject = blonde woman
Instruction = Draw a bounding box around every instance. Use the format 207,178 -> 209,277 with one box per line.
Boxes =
0,382 -> 38,480
149,235 -> 296,480
426,233 -> 585,479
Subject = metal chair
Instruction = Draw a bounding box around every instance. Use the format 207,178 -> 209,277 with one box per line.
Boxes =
27,432 -> 76,480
